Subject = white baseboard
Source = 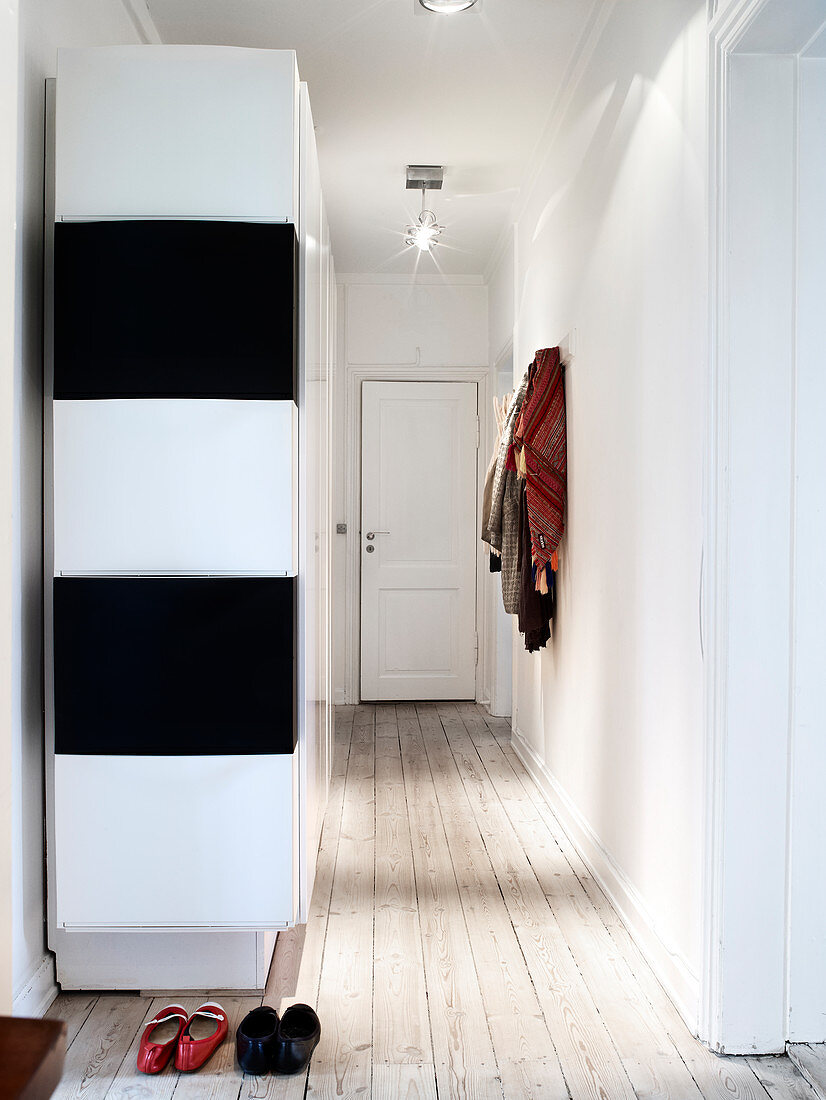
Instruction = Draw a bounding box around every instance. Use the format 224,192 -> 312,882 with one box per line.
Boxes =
511,727 -> 700,1034
13,953 -> 59,1018
334,689 -> 347,705
485,702 -> 512,719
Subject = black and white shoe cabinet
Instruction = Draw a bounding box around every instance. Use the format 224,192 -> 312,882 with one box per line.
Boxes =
45,47 -> 334,990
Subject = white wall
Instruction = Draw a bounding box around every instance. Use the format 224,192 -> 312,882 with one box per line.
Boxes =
491,0 -> 707,1027
487,230 -> 515,368
332,277 -> 488,705
12,0 -> 146,1014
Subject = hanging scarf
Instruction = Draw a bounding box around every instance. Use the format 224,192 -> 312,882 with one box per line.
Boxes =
512,347 -> 566,586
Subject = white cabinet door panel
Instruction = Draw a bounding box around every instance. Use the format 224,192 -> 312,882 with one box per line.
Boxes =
361,381 -> 477,700
56,46 -> 298,220
54,754 -> 294,928
54,399 -> 296,575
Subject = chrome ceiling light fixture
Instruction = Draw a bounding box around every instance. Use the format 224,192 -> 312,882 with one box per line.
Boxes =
404,165 -> 445,253
419,0 -> 478,11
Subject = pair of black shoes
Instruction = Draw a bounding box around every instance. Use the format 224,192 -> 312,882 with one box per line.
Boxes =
236,1004 -> 321,1076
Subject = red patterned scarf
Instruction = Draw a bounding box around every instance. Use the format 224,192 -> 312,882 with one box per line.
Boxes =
512,347 -> 566,585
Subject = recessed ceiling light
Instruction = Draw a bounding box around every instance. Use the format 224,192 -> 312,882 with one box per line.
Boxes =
419,0 -> 478,12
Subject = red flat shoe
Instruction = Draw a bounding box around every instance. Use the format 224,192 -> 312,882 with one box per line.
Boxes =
136,1004 -> 188,1074
175,1002 -> 229,1073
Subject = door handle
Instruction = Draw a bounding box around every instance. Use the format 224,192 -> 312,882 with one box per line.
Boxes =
366,531 -> 390,541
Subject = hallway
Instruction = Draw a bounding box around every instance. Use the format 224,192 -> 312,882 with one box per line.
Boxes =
49,703 -> 811,1099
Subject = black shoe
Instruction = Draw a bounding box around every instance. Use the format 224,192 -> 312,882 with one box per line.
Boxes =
236,1005 -> 279,1075
272,1003 -> 321,1075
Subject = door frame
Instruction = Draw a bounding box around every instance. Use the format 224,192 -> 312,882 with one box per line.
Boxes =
702,0 -> 826,1052
0,0 -> 16,1014
343,366 -> 490,705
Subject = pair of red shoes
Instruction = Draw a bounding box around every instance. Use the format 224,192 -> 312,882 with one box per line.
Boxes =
137,1002 -> 229,1074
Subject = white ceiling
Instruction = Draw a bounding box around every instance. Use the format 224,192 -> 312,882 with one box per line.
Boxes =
146,0 -> 592,275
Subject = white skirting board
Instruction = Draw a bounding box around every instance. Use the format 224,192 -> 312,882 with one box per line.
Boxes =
511,726 -> 700,1035
54,928 -> 277,992
13,954 -> 59,1018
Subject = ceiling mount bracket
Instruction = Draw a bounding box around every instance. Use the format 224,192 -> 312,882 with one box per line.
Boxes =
406,165 -> 444,190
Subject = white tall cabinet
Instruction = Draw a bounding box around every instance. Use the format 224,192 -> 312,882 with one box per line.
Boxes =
45,47 -> 334,990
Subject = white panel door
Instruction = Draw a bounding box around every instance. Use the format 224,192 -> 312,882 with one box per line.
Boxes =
361,381 -> 477,700
53,399 -> 296,575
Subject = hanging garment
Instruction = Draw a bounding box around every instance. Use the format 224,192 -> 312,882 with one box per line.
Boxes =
500,470 -> 521,614
512,347 -> 567,585
480,393 -> 511,546
517,479 -> 554,651
485,372 -> 528,555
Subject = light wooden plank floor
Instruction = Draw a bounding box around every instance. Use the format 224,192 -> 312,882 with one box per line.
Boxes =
788,1045 -> 826,1099
49,703 -> 815,1100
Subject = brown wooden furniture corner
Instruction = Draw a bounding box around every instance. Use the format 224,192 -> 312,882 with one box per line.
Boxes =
0,1017 -> 66,1100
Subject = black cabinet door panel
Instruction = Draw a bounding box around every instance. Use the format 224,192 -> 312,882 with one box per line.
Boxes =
54,220 -> 297,400
54,577 -> 296,755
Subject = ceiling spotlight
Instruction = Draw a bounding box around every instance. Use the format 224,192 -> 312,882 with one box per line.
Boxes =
419,0 -> 478,11
404,165 -> 445,252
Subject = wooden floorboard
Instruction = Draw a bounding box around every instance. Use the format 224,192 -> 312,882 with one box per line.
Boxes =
788,1046 -> 826,1100
373,721 -> 432,1065
399,712 -> 503,1099
751,1055 -> 819,1100
45,991 -> 99,1051
415,707 -> 567,1095
426,705 -> 636,1100
306,712 -> 375,1099
447,708 -> 704,1100
252,713 -> 356,1100
47,704 -> 814,1100
53,995 -> 152,1100
488,719 -> 783,1100
372,1063 -> 439,1099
